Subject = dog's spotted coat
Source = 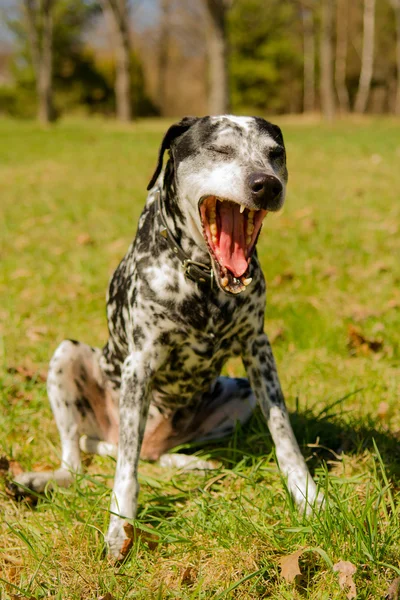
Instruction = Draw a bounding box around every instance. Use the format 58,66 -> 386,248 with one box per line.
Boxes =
13,116 -> 319,559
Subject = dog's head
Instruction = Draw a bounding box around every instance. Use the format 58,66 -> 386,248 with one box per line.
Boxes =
148,115 -> 288,295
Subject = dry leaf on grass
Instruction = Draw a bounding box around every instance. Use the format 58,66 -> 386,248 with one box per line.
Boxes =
181,566 -> 197,586
279,548 -> 305,583
7,364 -> 47,382
120,521 -> 159,558
269,326 -> 285,344
271,271 -> 295,287
377,402 -> 390,422
386,577 -> 400,600
333,560 -> 357,599
76,232 -> 95,246
387,299 -> 400,310
347,324 -> 383,356
0,455 -> 10,476
98,594 -> 115,600
26,325 -> 48,342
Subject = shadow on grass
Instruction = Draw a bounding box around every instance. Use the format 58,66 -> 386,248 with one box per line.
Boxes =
186,402 -> 400,485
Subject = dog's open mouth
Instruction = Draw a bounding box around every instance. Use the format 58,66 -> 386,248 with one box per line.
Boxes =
199,196 -> 268,294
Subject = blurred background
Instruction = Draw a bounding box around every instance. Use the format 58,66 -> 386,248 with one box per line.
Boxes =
0,0 -> 399,122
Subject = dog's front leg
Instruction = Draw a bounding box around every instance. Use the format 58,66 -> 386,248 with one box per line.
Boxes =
105,349 -> 162,560
243,333 -> 319,511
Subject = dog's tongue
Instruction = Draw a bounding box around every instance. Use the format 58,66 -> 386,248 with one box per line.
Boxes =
218,202 -> 248,278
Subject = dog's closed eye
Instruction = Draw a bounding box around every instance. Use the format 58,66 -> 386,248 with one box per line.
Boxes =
269,146 -> 285,162
208,145 -> 235,156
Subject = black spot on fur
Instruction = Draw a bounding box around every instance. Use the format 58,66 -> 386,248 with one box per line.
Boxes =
76,396 -> 91,417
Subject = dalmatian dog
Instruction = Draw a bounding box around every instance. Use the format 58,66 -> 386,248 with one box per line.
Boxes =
11,116 -> 319,559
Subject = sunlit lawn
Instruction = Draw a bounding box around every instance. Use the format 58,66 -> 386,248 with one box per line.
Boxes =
0,115 -> 400,598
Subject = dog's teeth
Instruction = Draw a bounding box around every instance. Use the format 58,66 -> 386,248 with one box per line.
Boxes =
209,209 -> 216,219
211,235 -> 217,244
221,276 -> 229,287
246,223 -> 254,235
248,211 -> 254,222
246,236 -> 252,245
240,204 -> 246,214
210,223 -> 217,235
242,277 -> 252,287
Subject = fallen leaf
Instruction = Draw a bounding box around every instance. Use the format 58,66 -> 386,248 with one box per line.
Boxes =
0,455 -> 10,476
279,548 -> 304,583
347,305 -> 380,322
76,233 -> 94,246
321,265 -> 338,279
7,364 -> 47,382
347,324 -> 383,356
301,217 -> 317,232
377,402 -> 390,422
121,521 -> 159,558
26,325 -> 48,342
181,566 -> 197,586
269,326 -> 285,344
387,299 -> 400,310
368,260 -> 390,274
294,207 -> 313,219
333,560 -> 357,599
10,269 -> 31,280
99,594 -> 115,600
272,271 -> 295,287
386,577 -> 400,600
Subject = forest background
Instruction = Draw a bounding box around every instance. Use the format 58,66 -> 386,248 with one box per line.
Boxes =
0,0 -> 399,122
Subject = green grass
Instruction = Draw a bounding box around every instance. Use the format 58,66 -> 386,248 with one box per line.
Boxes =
1,115 -> 400,599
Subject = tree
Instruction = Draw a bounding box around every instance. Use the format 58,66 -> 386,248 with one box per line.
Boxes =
23,0 -> 55,123
203,0 -> 232,114
391,0 -> 400,115
100,0 -> 132,121
229,0 -> 301,114
300,1 -> 315,112
157,0 -> 171,116
335,0 -> 350,113
319,0 -> 335,120
354,0 -> 376,113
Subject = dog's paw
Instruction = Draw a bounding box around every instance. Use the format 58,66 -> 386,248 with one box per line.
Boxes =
6,471 -> 47,502
105,521 -> 135,562
159,453 -> 219,471
7,469 -> 73,501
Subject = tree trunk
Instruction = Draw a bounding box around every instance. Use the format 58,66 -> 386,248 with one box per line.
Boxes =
335,0 -> 350,113
24,0 -> 55,124
157,0 -> 170,116
392,0 -> 400,115
204,0 -> 231,114
101,0 -> 132,121
320,0 -> 335,120
301,5 -> 315,112
354,0 -> 376,113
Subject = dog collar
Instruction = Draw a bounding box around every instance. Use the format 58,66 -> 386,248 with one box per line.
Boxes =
155,187 -> 213,286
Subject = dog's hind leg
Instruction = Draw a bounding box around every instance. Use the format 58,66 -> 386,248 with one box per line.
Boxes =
10,340 -> 119,496
140,377 -> 256,471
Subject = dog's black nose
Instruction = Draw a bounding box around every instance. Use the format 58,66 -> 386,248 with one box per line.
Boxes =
248,172 -> 282,210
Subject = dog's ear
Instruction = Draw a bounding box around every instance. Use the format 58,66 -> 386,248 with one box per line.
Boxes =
147,117 -> 199,190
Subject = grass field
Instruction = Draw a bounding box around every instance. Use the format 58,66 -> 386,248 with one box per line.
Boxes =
1,116 -> 400,599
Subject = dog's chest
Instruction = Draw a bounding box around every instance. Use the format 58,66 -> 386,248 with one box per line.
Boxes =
152,324 -> 240,407
150,299 -> 254,406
